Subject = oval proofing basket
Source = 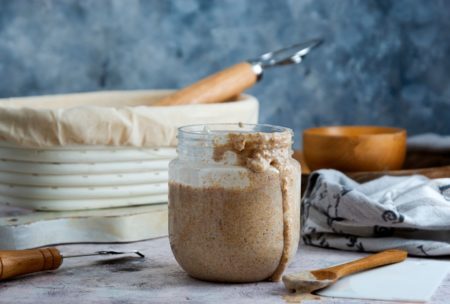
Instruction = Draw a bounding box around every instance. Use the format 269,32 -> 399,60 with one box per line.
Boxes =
0,90 -> 259,210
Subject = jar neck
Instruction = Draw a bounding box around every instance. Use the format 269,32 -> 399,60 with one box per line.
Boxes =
177,124 -> 293,165
177,131 -> 218,163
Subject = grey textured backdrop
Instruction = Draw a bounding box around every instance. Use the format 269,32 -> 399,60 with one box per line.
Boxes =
1,0 -> 449,145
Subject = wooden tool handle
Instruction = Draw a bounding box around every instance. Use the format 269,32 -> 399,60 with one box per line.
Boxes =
153,62 -> 258,106
316,249 -> 407,280
0,247 -> 63,280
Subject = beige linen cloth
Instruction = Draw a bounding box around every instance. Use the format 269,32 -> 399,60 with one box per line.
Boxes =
0,90 -> 259,148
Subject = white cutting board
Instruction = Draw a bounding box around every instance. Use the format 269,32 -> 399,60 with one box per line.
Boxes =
0,204 -> 168,249
317,258 -> 450,302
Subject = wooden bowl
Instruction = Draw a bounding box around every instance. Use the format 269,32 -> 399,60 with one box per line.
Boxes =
303,126 -> 407,172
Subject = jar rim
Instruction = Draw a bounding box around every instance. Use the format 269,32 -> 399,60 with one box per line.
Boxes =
178,123 -> 292,136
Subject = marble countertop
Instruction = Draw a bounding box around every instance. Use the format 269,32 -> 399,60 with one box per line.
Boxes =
1,238 -> 449,304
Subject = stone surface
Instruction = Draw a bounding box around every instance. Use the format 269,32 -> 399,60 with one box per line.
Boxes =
0,238 -> 448,303
1,0 -> 450,147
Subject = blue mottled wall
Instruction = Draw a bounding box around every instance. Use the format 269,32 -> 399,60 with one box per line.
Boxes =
1,0 -> 450,145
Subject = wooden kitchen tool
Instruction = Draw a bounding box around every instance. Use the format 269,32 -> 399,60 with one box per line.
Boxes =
303,126 -> 407,172
0,247 -> 144,280
153,39 -> 322,106
283,249 -> 407,293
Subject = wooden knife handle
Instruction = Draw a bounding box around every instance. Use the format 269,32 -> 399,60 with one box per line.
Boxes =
153,62 -> 258,106
315,249 -> 408,280
0,247 -> 63,280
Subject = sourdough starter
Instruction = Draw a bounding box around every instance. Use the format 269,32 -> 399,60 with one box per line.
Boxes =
169,127 -> 300,282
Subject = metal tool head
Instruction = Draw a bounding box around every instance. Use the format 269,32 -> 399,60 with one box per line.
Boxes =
64,250 -> 145,259
96,250 -> 145,258
249,38 -> 322,69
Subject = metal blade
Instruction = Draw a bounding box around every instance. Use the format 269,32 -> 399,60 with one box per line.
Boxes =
249,38 -> 322,69
64,250 -> 145,259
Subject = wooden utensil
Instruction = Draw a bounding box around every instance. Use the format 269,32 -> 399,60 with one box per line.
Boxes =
0,247 -> 144,280
283,249 -> 408,293
154,62 -> 257,106
153,39 -> 322,106
303,126 -> 407,172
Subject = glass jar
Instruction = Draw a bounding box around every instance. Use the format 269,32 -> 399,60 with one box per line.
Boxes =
168,123 -> 301,283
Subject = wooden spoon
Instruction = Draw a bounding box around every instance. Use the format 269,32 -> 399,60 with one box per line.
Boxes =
282,249 -> 408,293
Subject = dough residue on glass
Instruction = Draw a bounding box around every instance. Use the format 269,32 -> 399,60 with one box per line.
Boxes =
213,131 -> 300,281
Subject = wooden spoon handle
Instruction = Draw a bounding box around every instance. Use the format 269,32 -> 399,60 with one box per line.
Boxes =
316,249 -> 407,280
0,247 -> 63,280
153,62 -> 258,106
